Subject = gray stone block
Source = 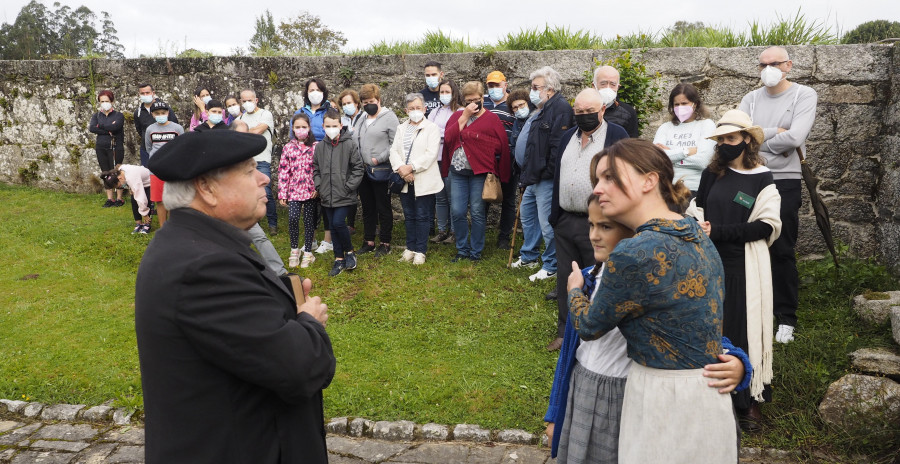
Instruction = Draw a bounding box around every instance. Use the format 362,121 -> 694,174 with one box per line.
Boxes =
326,417 -> 348,435
815,44 -> 893,82
348,418 -> 374,437
0,423 -> 41,446
105,445 -> 144,463
387,443 -> 471,463
33,424 -> 99,442
79,406 -> 113,422
40,404 -> 85,421
421,423 -> 449,441
850,347 -> 900,377
112,409 -> 133,426
0,420 -> 23,433
497,429 -> 535,445
373,420 -> 415,441
101,427 -> 145,445
500,446 -> 552,464
452,424 -> 491,442
819,374 -> 900,433
892,307 -> 900,345
32,439 -> 90,452
326,436 -> 410,462
853,291 -> 900,324
71,442 -> 117,464
10,450 -> 75,464
22,403 -> 45,418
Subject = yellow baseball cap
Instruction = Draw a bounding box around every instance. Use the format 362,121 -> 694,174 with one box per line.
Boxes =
486,71 -> 506,83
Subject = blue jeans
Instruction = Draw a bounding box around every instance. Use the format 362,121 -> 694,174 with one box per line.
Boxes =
518,179 -> 556,272
435,176 -> 452,233
256,161 -> 277,228
324,206 -> 353,259
399,185 -> 436,254
449,171 -> 487,259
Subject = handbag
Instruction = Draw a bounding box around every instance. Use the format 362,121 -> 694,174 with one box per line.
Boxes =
482,172 -> 503,203
388,129 -> 419,194
366,164 -> 392,182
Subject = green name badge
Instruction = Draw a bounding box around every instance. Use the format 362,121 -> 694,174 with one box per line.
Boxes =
733,191 -> 756,209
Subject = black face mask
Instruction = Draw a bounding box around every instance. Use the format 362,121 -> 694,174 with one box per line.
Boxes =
574,112 -> 601,133
363,103 -> 379,116
469,100 -> 482,112
717,140 -> 747,163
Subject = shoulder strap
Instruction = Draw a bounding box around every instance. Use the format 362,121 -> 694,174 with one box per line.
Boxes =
405,127 -> 421,164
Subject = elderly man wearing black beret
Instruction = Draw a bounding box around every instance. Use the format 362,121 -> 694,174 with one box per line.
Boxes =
136,130 -> 335,464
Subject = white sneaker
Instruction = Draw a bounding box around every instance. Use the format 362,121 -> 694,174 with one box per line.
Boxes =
529,269 -> 557,282
288,249 -> 300,268
300,251 -> 315,268
511,258 -> 539,269
399,249 -> 415,262
775,324 -> 795,344
314,241 -> 333,254
413,252 -> 426,265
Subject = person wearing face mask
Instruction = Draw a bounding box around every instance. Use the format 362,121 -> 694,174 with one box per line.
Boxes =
592,66 -> 638,138
144,100 -> 184,228
390,93 -> 442,265
483,71 -> 518,251
421,60 -> 445,117
653,83 -> 716,194
428,79 -> 462,245
89,89 -> 126,207
353,83 -> 400,258
543,89 -> 628,352
337,89 -> 363,234
134,83 -> 178,167
193,99 -> 228,132
293,78 -> 332,142
188,86 -> 213,131
223,96 -> 241,126
686,109 -> 782,433
237,88 -> 278,235
738,46 -> 817,345
279,113 -> 320,269
507,89 -> 534,159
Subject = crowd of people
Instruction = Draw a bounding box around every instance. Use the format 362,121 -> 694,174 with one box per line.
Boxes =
90,45 -> 819,463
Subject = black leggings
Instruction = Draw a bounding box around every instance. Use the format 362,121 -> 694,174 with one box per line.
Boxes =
359,175 -> 393,243
288,199 -> 320,251
96,146 -> 124,173
131,186 -> 152,221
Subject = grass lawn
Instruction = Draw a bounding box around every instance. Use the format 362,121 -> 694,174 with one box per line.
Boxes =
0,182 -> 897,460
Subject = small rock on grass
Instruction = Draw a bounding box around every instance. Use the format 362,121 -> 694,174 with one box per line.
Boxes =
453,423 -> 491,442
422,423 -> 449,441
372,420 -> 415,441
326,417 -> 348,435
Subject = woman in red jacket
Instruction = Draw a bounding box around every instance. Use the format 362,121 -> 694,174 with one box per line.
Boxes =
439,81 -> 511,262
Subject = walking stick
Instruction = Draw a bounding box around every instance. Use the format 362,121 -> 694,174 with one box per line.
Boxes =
507,188 -> 523,268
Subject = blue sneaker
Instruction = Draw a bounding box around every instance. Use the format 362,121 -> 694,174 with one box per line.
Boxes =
344,252 -> 358,270
132,225 -> 143,234
139,224 -> 150,235
328,260 -> 345,277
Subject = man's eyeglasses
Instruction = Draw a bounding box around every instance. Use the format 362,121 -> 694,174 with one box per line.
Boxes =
758,61 -> 788,70
530,84 -> 546,91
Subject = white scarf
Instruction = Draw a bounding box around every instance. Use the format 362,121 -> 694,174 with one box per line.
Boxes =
685,183 -> 782,401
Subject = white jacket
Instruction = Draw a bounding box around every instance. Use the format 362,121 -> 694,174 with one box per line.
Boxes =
389,119 -> 442,196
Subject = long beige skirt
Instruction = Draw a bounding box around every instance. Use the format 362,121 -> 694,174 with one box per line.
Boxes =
618,363 -> 738,464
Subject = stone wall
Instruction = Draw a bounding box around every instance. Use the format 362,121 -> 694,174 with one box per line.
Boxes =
0,45 -> 897,268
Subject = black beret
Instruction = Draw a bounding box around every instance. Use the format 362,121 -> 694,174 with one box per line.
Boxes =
148,131 -> 266,181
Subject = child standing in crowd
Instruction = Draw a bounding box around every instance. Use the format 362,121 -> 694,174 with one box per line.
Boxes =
192,99 -> 227,132
224,96 -> 241,125
548,194 -> 751,463
100,164 -> 152,234
687,109 -> 782,432
279,113 -> 320,268
653,83 -> 716,194
144,100 -> 184,228
313,109 -> 364,277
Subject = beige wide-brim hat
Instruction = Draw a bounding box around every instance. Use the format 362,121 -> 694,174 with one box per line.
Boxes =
707,109 -> 764,145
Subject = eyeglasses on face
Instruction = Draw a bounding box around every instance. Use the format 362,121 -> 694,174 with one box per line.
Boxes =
758,61 -> 788,70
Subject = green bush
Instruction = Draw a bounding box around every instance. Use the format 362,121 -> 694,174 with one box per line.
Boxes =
842,20 -> 900,44
583,49 -> 663,136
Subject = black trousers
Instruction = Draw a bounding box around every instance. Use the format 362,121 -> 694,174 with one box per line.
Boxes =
496,168 -> 520,241
359,175 -> 393,243
771,179 -> 802,327
554,210 -> 595,337
131,186 -> 152,221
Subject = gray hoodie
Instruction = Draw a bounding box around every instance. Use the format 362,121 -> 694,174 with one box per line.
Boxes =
353,107 -> 399,167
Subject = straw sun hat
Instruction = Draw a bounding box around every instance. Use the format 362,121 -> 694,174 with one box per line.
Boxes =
707,109 -> 764,145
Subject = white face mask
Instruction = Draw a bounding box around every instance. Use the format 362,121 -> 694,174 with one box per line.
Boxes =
597,88 -> 617,107
324,127 -> 341,140
201,95 -> 212,105
242,101 -> 256,113
140,95 -> 153,104
308,91 -> 324,105
99,102 -> 112,112
760,65 -> 784,88
227,105 -> 241,117
408,110 -> 425,123
439,94 -> 452,106
425,76 -> 440,89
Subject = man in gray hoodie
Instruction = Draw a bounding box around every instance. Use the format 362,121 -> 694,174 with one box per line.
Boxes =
739,46 -> 818,344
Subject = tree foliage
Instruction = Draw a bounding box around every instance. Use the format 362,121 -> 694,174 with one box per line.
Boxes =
249,10 -> 347,56
842,20 -> 900,44
0,1 -> 123,60
583,49 -> 663,136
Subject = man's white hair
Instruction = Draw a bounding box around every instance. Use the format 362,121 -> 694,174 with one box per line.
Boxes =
529,66 -> 562,93
161,165 -> 238,210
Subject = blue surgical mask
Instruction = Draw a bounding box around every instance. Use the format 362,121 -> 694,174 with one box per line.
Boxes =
154,115 -> 168,124
201,95 -> 212,105
515,107 -> 530,119
425,76 -> 439,89
488,87 -> 504,101
439,94 -> 452,106
343,103 -> 357,116
208,113 -> 223,124
529,89 -> 543,106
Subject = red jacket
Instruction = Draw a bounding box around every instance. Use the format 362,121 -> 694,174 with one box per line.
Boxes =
439,110 -> 511,182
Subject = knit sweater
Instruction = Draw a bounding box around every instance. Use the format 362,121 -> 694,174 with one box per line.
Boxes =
652,118 -> 716,191
439,109 -> 511,182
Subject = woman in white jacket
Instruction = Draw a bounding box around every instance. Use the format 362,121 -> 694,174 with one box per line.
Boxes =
653,83 -> 716,194
390,93 -> 442,265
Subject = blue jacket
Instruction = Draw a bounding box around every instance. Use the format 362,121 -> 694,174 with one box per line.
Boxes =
544,267 -> 752,457
293,101 -> 332,142
549,123 -> 629,227
519,93 -> 573,187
